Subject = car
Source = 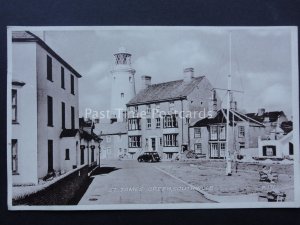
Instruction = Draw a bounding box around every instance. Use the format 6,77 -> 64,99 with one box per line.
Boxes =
137,152 -> 161,162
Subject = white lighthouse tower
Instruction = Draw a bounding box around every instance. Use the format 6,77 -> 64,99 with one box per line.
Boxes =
110,47 -> 136,122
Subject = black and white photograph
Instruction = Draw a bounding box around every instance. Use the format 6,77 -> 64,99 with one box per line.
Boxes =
6,26 -> 299,210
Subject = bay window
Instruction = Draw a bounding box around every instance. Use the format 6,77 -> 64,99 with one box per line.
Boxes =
129,136 -> 142,148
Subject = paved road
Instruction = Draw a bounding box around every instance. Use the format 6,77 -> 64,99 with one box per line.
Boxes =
78,160 -> 212,205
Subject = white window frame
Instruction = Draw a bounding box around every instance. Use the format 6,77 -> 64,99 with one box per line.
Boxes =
219,125 -> 226,140
238,126 -> 245,137
147,118 -> 151,128
194,128 -> 201,138
194,143 -> 202,154
156,118 -> 161,128
163,134 -> 178,147
210,126 -> 218,140
129,136 -> 142,148
12,89 -> 17,123
11,139 -> 18,174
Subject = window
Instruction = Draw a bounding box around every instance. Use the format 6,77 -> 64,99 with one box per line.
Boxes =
71,106 -> 75,129
65,149 -> 70,160
156,118 -> 161,128
238,126 -> 245,137
134,106 -> 138,112
61,67 -> 65,89
129,136 -> 142,148
121,93 -> 124,98
195,143 -> 202,154
61,102 -> 65,129
11,139 -> 18,174
220,142 -> 226,158
107,147 -> 111,154
169,101 -> 175,111
239,142 -> 245,149
194,128 -> 201,138
289,142 -> 294,155
210,126 -> 218,140
12,89 -> 17,123
106,136 -> 111,143
166,153 -> 173,159
160,137 -> 162,146
47,96 -> 53,126
219,126 -> 226,140
70,74 -> 75,95
163,115 -> 178,128
263,145 -> 276,156
47,55 -> 52,81
163,134 -> 178,147
147,118 -> 151,128
146,104 -> 151,114
128,118 -> 141,130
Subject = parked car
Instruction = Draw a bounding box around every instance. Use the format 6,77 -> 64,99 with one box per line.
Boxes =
137,152 -> 161,162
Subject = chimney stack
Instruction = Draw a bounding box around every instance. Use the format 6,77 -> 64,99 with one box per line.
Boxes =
257,108 -> 265,116
141,75 -> 152,90
229,92 -> 237,111
212,89 -> 218,115
183,67 -> 194,82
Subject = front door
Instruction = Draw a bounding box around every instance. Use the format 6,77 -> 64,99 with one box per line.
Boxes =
81,148 -> 85,165
48,140 -> 53,173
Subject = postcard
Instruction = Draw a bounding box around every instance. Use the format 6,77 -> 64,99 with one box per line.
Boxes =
7,26 -> 299,210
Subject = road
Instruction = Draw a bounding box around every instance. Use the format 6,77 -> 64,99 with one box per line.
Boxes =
78,160 -> 213,205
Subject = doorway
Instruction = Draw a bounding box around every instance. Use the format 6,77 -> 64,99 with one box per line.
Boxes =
48,140 -> 53,173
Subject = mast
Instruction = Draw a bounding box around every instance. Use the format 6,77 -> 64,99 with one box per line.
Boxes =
225,31 -> 232,176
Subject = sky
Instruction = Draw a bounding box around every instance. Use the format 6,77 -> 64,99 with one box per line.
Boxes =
41,27 -> 294,119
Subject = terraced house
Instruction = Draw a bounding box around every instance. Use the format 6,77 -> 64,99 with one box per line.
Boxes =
126,68 -> 221,160
10,31 -> 97,185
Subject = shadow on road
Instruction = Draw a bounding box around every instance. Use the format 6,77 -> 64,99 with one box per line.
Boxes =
91,166 -> 120,176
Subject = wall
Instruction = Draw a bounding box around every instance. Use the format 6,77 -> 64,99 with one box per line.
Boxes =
36,44 -> 80,179
189,126 -> 209,157
100,134 -> 128,159
13,165 -> 91,205
60,135 -> 79,172
11,42 -> 38,185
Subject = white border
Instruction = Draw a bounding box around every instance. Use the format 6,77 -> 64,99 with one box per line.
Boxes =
6,26 -> 300,210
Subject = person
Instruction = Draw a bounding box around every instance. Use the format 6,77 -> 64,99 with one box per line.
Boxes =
262,166 -> 276,183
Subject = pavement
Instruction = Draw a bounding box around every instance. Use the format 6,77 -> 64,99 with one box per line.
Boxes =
78,160 -> 214,205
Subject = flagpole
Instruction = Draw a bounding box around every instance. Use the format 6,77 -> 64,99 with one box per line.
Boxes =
225,31 -> 232,176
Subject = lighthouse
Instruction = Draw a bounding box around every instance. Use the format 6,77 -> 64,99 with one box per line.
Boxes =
110,47 -> 136,122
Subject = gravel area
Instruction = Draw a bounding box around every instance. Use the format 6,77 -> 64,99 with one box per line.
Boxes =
156,160 -> 294,201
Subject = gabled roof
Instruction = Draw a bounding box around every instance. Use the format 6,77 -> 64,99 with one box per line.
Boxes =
191,109 -> 264,127
12,31 -> 82,78
280,121 -> 293,134
127,76 -> 205,106
245,111 -> 285,123
96,122 -> 127,136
